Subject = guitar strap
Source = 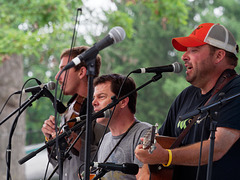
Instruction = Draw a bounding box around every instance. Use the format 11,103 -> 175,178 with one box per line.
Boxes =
170,69 -> 237,149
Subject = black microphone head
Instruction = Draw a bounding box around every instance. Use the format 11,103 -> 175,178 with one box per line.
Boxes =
172,62 -> 183,73
122,163 -> 139,175
56,100 -> 67,114
35,79 -> 42,85
46,81 -> 56,90
109,26 -> 126,43
42,81 -> 67,113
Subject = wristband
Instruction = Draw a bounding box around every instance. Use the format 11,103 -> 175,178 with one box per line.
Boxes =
162,149 -> 172,167
45,136 -> 49,142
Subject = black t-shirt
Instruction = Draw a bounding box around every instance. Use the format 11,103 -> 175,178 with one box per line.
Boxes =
159,75 -> 240,180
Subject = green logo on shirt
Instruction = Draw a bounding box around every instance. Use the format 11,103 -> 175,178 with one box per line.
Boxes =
177,118 -> 192,130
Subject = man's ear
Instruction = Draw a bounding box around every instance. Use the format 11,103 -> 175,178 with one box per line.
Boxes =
215,49 -> 226,64
120,97 -> 129,109
78,66 -> 87,79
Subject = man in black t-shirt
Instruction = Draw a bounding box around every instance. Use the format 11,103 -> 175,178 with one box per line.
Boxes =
135,23 -> 240,180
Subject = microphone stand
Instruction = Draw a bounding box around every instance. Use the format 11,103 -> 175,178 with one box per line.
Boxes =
57,133 -> 68,180
47,126 -> 86,180
6,90 -> 46,180
84,58 -> 96,180
0,93 -> 40,126
178,92 -> 240,180
1,87 -> 60,126
206,109 -> 218,180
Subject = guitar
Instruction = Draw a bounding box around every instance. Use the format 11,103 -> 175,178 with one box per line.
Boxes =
142,124 -> 176,180
142,124 -> 158,154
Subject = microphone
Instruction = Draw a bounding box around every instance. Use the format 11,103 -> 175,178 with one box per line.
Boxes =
67,109 -> 112,123
92,162 -> 139,175
16,81 -> 67,113
15,81 -> 56,94
132,62 -> 183,74
40,83 -> 67,114
63,26 -> 126,71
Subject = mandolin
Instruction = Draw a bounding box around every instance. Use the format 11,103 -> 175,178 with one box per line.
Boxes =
61,95 -> 86,155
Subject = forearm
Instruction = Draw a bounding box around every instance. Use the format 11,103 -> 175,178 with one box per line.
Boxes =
171,127 -> 240,166
171,140 -> 210,166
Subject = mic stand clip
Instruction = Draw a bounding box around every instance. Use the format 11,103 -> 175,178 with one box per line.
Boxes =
92,169 -> 108,180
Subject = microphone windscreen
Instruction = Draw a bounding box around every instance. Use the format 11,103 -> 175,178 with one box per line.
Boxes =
122,163 -> 139,175
46,81 -> 56,90
109,27 -> 126,43
172,62 -> 183,73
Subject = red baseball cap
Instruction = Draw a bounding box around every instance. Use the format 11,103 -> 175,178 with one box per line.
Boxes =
172,23 -> 238,56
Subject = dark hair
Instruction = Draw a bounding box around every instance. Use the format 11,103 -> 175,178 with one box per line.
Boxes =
209,45 -> 238,67
93,74 -> 137,114
60,46 -> 101,77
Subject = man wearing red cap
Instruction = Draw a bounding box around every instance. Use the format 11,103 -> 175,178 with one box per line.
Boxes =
135,23 -> 240,180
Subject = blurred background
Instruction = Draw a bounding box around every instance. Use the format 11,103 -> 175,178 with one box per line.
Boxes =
0,0 -> 240,179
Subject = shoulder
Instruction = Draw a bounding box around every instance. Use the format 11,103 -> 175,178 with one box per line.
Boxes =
132,120 -> 152,136
226,75 -> 240,85
222,75 -> 240,95
101,131 -> 112,141
228,75 -> 240,87
172,85 -> 200,105
135,120 -> 152,129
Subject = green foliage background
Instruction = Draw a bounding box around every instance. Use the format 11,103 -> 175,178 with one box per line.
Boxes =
1,0 -> 240,145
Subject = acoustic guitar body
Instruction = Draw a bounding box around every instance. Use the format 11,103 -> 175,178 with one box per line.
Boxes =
148,136 -> 177,180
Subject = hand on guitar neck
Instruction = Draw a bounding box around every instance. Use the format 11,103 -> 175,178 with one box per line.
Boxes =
136,124 -> 177,180
141,123 -> 158,154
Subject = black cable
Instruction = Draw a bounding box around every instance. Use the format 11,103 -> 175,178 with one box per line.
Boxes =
0,93 -> 17,116
59,8 -> 82,102
43,143 -> 56,180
